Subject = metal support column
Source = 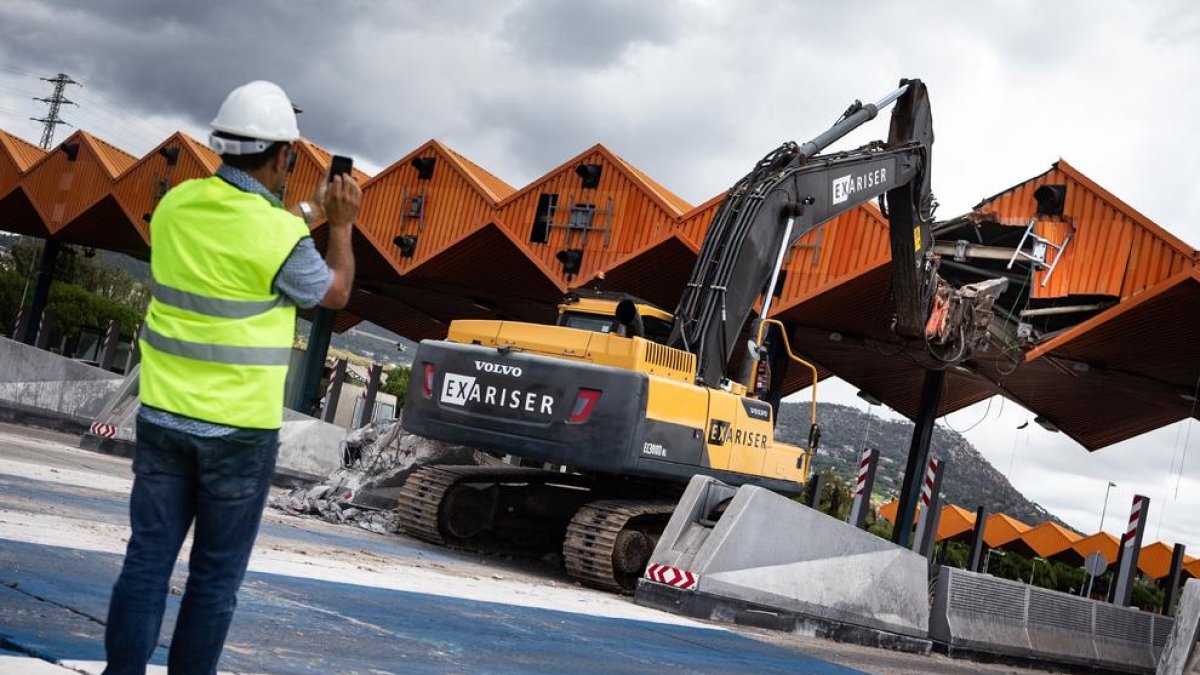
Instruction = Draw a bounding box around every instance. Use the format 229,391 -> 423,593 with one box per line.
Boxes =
1163,543 -> 1188,616
291,307 -> 335,415
891,368 -> 945,548
968,506 -> 988,572
17,239 -> 60,345
1112,494 -> 1150,607
847,448 -> 880,529
1108,535 -> 1126,603
321,358 -> 347,424
804,472 -> 827,511
99,318 -> 121,371
913,457 -> 945,558
358,362 -> 382,428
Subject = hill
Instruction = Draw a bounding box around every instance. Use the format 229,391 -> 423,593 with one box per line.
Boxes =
297,318 -> 419,367
776,401 -> 1061,528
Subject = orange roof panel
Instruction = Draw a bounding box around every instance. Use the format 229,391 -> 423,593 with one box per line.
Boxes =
984,513 -> 1032,548
357,140 -> 505,278
1185,558 -> 1200,580
1021,521 -> 1082,558
1137,541 -> 1178,580
19,130 -> 129,233
496,144 -> 685,286
80,130 -> 137,178
439,143 -> 516,202
607,148 -> 692,215
678,191 -> 725,246
878,501 -> 976,542
0,132 -> 38,198
0,129 -> 44,175
773,204 -> 892,313
972,159 -> 1192,301
1070,531 -> 1120,566
296,139 -> 371,186
880,500 -> 899,524
936,504 -> 978,541
113,132 -> 218,244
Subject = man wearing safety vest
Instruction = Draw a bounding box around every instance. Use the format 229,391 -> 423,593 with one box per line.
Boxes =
103,81 -> 360,674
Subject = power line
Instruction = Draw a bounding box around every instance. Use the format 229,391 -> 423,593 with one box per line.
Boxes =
31,73 -> 79,149
0,63 -> 38,77
5,66 -> 180,151
0,83 -> 40,98
71,87 -> 176,140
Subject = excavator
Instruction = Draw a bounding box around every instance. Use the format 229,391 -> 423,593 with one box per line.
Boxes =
397,79 -> 1006,591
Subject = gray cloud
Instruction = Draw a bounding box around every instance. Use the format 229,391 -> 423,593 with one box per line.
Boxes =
503,0 -> 682,68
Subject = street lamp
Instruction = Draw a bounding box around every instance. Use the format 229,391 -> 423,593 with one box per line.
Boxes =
984,549 -> 1006,575
1029,557 -> 1047,586
1099,481 -> 1117,533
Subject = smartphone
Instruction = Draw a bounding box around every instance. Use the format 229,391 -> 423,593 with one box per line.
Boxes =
329,155 -> 353,183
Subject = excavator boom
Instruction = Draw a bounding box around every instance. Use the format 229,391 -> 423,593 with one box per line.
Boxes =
669,79 -> 948,387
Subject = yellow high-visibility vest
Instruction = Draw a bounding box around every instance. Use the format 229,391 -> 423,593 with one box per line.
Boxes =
140,176 -> 310,429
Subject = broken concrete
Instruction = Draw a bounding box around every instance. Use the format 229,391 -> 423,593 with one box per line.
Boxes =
270,417 -> 482,531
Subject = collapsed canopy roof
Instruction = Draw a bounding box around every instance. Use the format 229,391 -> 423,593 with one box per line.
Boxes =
1,126 -> 1195,450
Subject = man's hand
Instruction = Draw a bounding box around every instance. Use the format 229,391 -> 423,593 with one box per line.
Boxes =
324,174 -> 362,230
317,174 -> 360,310
305,180 -> 329,222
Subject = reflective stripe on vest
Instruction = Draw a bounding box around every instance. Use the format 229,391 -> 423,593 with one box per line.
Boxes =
152,280 -> 286,319
139,176 -> 310,429
141,325 -> 292,366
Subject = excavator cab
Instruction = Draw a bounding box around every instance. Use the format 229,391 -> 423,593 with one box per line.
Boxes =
555,289 -> 674,343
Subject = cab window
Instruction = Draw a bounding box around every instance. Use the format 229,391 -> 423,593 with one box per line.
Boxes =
559,312 -> 614,333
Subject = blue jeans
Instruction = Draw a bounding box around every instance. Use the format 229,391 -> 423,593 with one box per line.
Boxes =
104,418 -> 278,675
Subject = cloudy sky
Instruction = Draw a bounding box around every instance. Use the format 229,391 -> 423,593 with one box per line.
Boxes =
1,1 -> 1198,550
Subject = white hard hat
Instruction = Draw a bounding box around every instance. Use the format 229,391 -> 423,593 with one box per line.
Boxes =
208,80 -> 300,155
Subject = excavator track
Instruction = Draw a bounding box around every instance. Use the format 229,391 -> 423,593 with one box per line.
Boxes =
563,499 -> 675,593
396,464 -> 591,554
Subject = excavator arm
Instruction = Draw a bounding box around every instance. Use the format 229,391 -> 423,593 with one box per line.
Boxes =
669,79 -> 1004,388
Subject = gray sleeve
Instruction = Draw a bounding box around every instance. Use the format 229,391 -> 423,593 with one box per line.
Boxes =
274,237 -> 334,309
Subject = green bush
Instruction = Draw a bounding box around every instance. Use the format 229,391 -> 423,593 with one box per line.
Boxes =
0,270 -> 143,346
379,365 -> 412,409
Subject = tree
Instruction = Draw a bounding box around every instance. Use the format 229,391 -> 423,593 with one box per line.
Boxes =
0,238 -> 149,312
0,271 -> 142,346
816,470 -> 854,520
379,365 -> 412,409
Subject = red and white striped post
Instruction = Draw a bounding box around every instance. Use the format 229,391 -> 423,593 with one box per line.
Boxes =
847,447 -> 880,529
322,358 -> 347,424
1112,494 -> 1150,607
913,457 -> 946,559
99,318 -> 121,371
357,363 -> 383,428
128,321 -> 142,367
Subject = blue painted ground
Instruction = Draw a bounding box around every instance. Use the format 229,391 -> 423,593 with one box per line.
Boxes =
0,468 -> 865,674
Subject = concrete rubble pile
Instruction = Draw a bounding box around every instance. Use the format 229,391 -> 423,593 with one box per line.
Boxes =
269,417 -> 481,534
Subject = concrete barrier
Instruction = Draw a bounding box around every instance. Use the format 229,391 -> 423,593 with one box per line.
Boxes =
635,475 -> 931,652
931,565 -> 1174,673
0,337 -> 123,421
78,366 -> 348,486
1158,579 -> 1200,675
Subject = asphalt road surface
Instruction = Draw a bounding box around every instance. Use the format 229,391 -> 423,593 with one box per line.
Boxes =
0,423 -> 1061,674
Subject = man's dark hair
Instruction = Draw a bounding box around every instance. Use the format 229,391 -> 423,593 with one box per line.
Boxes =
214,131 -> 288,171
